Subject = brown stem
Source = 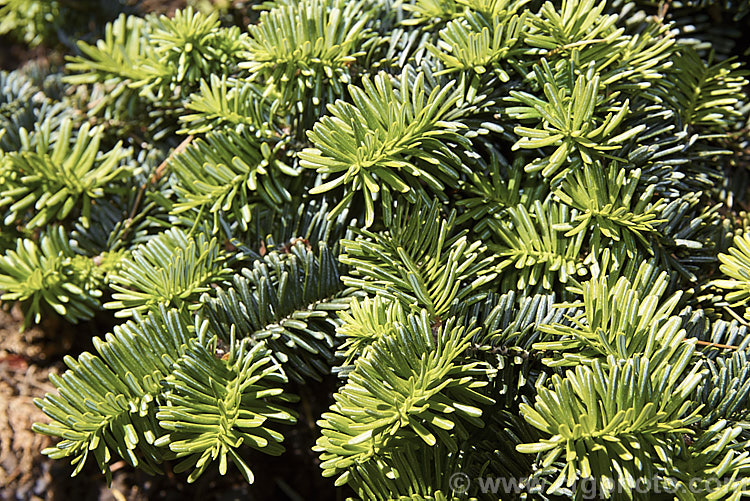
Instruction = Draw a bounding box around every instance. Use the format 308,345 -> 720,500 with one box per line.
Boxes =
117,134 -> 194,246
694,340 -> 741,350
657,0 -> 671,21
128,134 -> 194,222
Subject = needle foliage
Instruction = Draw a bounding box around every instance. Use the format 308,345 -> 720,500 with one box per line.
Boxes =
0,0 -> 749,498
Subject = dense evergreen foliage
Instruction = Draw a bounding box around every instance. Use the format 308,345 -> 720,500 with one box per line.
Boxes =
1,0 -> 750,498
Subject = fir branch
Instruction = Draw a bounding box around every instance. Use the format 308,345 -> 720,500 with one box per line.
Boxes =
340,199 -> 496,319
104,228 -> 232,318
0,118 -> 134,229
518,355 -> 705,497
314,310 -> 494,485
200,240 -> 352,382
299,67 -> 472,226
0,226 -> 103,328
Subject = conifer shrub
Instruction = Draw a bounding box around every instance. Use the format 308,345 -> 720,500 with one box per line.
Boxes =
1,0 -> 750,498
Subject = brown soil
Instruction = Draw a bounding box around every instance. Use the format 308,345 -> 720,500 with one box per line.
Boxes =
0,306 -> 69,501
